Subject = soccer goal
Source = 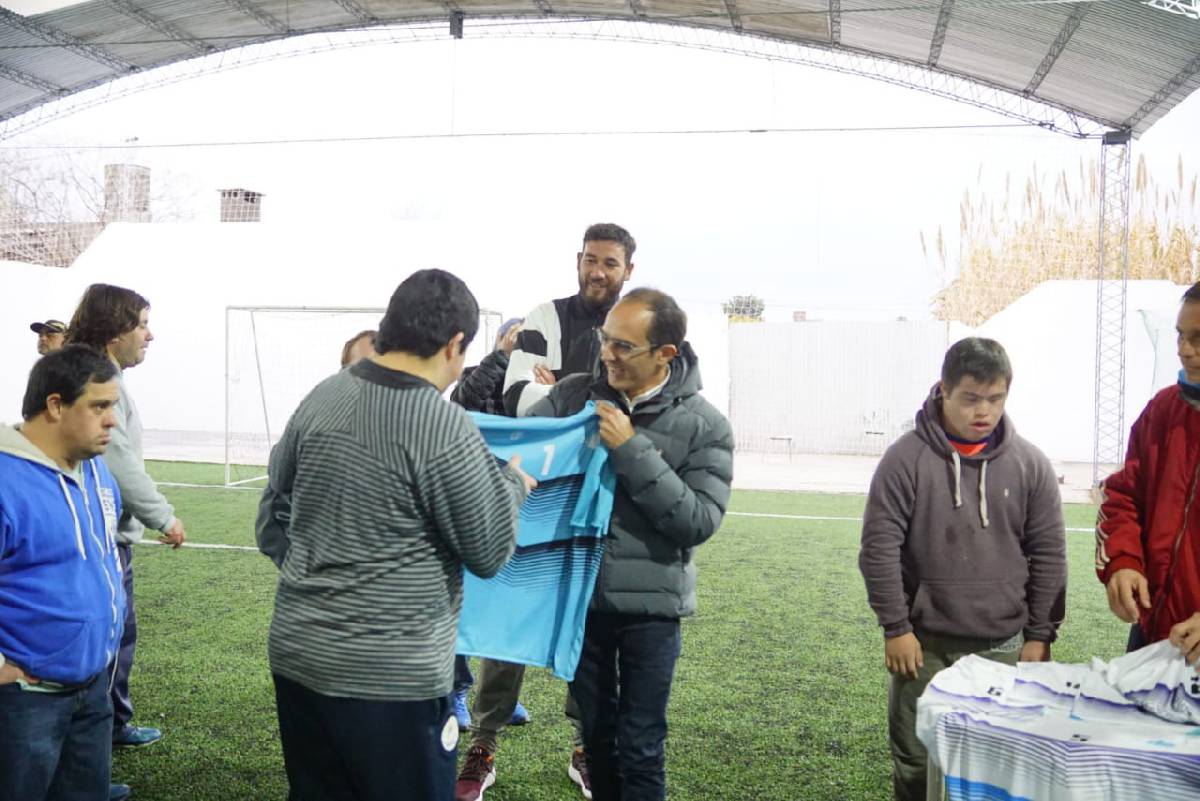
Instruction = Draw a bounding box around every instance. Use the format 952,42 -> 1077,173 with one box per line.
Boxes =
224,305 -> 503,487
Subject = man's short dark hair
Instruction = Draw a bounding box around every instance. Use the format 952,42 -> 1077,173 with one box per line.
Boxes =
65,283 -> 150,353
941,337 -> 1012,393
583,223 -> 636,266
22,345 -> 119,420
340,329 -> 377,367
1182,283 -> 1200,304
375,270 -> 479,358
622,287 -> 687,349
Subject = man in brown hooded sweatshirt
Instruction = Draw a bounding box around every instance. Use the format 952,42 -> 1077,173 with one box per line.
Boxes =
859,337 -> 1067,801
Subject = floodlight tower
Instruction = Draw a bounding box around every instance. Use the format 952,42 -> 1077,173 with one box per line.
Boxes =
1092,130 -> 1132,488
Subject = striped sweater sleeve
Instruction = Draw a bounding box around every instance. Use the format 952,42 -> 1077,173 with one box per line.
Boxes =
420,429 -> 528,578
256,421 -> 298,568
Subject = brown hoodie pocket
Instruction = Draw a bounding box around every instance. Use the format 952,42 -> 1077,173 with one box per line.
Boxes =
910,579 -> 1026,638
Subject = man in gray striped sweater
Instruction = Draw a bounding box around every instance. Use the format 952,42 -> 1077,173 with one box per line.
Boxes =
256,269 -> 535,801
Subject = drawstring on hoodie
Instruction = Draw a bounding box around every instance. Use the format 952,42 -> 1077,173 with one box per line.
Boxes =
57,474 -> 86,560
979,459 -> 990,528
949,449 -> 990,527
950,451 -> 963,509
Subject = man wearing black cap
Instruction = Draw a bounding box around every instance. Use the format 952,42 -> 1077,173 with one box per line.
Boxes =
30,320 -> 66,356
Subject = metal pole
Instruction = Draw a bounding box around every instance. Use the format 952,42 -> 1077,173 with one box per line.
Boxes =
249,310 -> 273,461
1093,129 -> 1132,487
224,306 -> 231,487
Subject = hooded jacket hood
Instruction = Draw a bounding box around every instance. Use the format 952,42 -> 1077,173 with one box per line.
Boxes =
590,340 -> 703,414
913,382 -> 1013,528
0,422 -> 65,472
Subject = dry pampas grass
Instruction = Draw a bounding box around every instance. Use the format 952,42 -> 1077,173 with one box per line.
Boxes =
926,155 -> 1200,326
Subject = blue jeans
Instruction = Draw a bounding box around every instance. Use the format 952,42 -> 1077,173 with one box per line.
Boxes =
454,655 -> 473,694
568,611 -> 682,801
0,670 -> 113,801
273,674 -> 457,801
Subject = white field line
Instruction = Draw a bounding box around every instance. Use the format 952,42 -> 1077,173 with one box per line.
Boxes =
158,481 -> 261,491
136,540 -> 258,552
727,511 -> 1092,533
137,508 -> 1093,554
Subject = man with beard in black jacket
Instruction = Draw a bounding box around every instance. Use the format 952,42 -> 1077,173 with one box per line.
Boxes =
502,223 -> 636,418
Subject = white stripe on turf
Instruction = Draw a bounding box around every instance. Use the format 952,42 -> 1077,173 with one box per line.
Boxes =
136,540 -> 259,552
727,511 -> 1091,533
138,512 -> 1091,554
158,482 -> 262,491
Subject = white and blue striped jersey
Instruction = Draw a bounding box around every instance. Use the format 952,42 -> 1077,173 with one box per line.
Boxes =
917,650 -> 1200,801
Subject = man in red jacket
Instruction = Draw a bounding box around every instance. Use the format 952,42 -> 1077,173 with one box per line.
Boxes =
1098,282 -> 1200,658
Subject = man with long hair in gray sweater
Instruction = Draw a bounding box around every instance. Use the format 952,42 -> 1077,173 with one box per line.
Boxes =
859,337 -> 1066,801
66,283 -> 187,751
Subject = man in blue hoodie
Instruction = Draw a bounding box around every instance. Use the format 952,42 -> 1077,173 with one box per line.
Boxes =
0,345 -> 130,801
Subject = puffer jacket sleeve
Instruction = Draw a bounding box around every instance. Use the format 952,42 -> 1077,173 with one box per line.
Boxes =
607,405 -> 733,548
450,351 -> 509,413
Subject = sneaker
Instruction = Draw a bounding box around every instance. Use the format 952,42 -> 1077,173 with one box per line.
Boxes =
568,747 -> 592,800
454,746 -> 496,801
508,701 -> 531,726
453,689 -> 472,729
112,725 -> 162,747
109,784 -> 132,801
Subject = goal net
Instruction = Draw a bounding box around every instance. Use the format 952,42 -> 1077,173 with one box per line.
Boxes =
224,305 -> 503,487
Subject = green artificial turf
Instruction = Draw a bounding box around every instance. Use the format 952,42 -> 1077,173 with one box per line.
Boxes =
111,461 -> 1123,800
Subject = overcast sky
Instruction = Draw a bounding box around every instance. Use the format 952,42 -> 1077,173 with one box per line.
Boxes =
4,24 -> 1199,321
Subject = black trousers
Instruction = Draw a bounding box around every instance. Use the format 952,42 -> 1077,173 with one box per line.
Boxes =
273,674 -> 457,801
110,543 -> 136,735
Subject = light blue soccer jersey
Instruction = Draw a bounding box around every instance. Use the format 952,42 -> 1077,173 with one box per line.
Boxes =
456,402 -> 615,681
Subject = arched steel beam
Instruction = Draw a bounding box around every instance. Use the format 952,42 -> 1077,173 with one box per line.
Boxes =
0,17 -> 1115,140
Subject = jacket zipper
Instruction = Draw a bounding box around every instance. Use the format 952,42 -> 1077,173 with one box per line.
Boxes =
1149,448 -> 1200,634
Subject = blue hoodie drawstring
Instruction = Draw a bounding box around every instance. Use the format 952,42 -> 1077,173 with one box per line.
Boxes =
56,473 -> 86,560
83,461 -> 122,641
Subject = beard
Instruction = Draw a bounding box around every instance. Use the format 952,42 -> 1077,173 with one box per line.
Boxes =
579,278 -> 620,310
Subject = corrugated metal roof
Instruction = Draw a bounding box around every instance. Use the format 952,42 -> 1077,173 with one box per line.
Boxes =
0,0 -> 1196,136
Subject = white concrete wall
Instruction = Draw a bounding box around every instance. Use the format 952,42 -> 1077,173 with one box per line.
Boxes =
972,280 -> 1184,463
2,228 -> 1181,467
0,221 -> 733,442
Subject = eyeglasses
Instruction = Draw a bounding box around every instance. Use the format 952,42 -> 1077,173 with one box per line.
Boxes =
596,329 -> 656,361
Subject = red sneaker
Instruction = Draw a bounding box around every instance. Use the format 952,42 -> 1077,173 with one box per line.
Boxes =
455,746 -> 496,801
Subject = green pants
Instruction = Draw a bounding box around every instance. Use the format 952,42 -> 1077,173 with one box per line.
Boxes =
888,631 -> 1022,801
469,657 -> 584,752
